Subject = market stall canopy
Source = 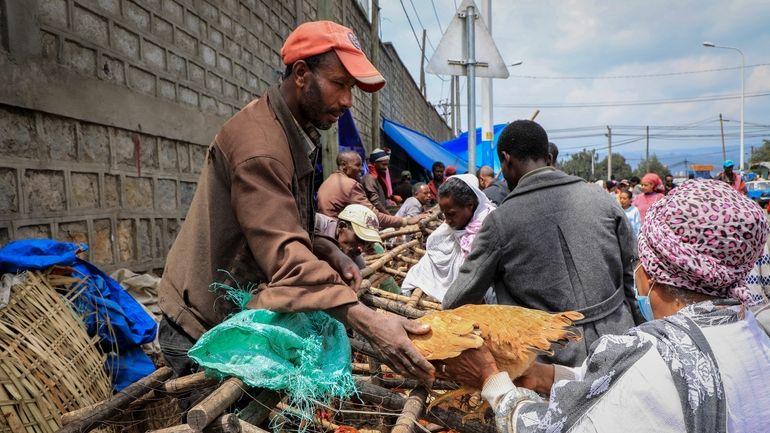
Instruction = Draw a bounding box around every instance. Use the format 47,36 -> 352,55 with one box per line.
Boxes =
383,119 -> 507,173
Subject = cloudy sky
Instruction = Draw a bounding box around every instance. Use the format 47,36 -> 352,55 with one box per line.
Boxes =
377,0 -> 770,173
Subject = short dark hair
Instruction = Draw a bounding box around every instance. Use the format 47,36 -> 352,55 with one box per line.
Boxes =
620,190 -> 633,200
497,120 -> 549,162
432,161 -> 445,171
438,177 -> 478,209
282,53 -> 327,80
630,176 -> 641,183
336,150 -> 361,167
548,142 -> 559,162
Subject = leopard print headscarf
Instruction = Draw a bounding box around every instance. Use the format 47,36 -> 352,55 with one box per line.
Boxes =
638,179 -> 769,302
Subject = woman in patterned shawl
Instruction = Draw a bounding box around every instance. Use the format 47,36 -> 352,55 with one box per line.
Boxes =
444,180 -> 770,433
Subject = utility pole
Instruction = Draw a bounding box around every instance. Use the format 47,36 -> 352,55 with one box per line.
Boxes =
465,3 -> 477,173
370,0 -> 381,151
607,126 -> 612,180
479,0 -> 493,167
450,77 -> 456,133
591,149 -> 595,179
645,126 -> 650,173
454,76 -> 461,136
719,113 -> 726,162
419,29 -> 427,97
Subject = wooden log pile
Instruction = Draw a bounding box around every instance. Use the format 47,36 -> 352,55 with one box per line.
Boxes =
55,210 -> 491,433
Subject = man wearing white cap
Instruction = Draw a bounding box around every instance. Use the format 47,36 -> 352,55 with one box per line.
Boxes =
159,20 -> 434,384
362,148 -> 396,214
316,204 -> 381,267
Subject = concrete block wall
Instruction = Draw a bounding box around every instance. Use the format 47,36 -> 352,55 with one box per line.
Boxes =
0,0 -> 451,273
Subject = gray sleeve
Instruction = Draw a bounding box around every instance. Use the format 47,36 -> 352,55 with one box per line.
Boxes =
442,215 -> 502,308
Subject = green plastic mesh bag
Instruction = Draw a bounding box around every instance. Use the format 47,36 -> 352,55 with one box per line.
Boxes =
188,308 -> 355,430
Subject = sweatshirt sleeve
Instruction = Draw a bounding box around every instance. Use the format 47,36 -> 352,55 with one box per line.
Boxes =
349,180 -> 404,228
232,156 -> 358,312
443,215 -> 502,308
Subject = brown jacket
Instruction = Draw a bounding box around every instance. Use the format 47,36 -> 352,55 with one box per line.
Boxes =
159,86 -> 357,340
317,171 -> 404,228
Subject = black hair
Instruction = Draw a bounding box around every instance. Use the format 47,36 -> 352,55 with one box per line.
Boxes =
438,177 -> 478,209
630,176 -> 641,183
282,53 -> 327,80
620,189 -> 633,200
432,161 -> 445,171
548,141 -> 559,162
497,120 -> 549,162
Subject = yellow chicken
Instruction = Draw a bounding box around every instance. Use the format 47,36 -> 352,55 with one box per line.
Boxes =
410,304 -> 583,412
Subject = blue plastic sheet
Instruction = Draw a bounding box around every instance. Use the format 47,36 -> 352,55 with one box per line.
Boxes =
0,239 -> 157,391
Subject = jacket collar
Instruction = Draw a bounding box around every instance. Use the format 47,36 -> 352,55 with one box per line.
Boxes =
266,85 -> 316,179
503,168 -> 584,203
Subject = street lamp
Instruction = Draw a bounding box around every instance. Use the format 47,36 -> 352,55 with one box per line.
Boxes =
703,41 -> 745,170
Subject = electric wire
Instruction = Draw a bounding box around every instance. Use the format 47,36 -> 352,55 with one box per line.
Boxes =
508,63 -> 770,80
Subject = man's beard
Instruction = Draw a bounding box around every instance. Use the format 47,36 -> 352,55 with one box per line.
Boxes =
299,77 -> 334,130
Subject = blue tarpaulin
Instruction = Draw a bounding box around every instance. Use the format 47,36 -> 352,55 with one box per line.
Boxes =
383,119 -> 469,171
338,110 -> 368,175
0,239 -> 157,391
382,119 -> 507,173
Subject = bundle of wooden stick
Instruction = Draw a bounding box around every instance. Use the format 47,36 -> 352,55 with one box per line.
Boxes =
56,210 -> 494,433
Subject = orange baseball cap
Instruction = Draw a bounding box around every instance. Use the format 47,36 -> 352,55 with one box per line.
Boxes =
281,20 -> 385,93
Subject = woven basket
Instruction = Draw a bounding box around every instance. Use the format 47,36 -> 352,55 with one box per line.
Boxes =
0,271 -> 112,433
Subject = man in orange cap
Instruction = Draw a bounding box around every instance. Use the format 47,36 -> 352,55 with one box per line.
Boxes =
159,21 -> 434,384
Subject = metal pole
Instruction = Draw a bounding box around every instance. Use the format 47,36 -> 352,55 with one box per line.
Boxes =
735,48 -> 746,171
479,0 -> 493,168
591,149 -> 595,179
370,0 -> 381,151
645,126 -> 649,172
450,76 -> 456,133
465,4 -> 477,174
607,126 -> 612,180
719,113 -> 726,161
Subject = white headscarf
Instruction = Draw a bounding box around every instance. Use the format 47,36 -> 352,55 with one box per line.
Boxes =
401,174 -> 496,301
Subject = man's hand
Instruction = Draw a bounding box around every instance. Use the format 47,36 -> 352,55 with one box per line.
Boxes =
313,236 -> 362,292
326,249 -> 362,293
443,346 -> 499,389
405,215 -> 424,225
330,303 -> 435,383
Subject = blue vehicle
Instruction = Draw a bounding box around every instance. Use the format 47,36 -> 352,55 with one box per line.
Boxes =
746,180 -> 770,207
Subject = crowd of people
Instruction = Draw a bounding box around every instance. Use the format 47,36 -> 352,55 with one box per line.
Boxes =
156,19 -> 770,432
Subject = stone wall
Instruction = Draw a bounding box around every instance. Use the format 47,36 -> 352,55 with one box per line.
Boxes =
0,0 -> 452,273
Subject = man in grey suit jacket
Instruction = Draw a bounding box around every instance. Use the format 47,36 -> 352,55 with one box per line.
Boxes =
443,120 -> 644,367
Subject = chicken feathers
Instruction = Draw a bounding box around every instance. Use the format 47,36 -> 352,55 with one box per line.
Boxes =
412,304 -> 584,381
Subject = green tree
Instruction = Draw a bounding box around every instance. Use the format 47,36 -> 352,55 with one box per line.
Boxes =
596,153 -> 633,181
749,139 -> 770,163
561,149 -> 596,180
634,154 -> 669,179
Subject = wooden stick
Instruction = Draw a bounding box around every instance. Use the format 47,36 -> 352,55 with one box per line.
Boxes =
147,414 -> 241,433
375,377 -> 458,391
400,256 -> 419,265
362,239 -> 420,278
382,266 -> 408,278
56,366 -> 173,433
414,247 -> 427,256
392,385 -> 431,433
349,337 -> 381,360
360,293 -> 426,319
187,377 -> 245,431
238,388 -> 282,426
380,225 -> 422,240
368,287 -> 441,310
238,419 -> 271,433
162,371 -> 220,395
352,362 -> 394,374
406,288 -> 423,308
354,380 -> 494,433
